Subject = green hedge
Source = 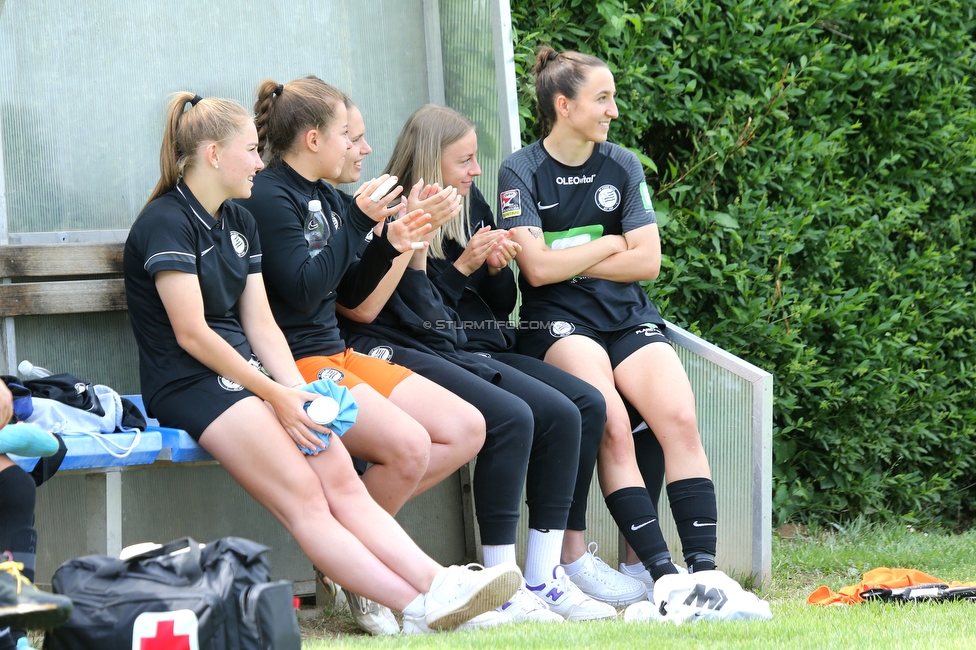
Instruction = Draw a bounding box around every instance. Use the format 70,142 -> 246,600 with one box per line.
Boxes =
510,0 -> 976,527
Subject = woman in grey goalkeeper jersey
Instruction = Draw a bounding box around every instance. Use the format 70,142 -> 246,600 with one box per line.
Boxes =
498,47 -> 721,592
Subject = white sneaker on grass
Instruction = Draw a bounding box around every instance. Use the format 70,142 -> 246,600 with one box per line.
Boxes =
420,563 -> 521,631
499,584 -> 565,623
563,542 -> 646,606
344,589 -> 399,635
527,567 -> 617,621
402,609 -> 515,634
650,570 -> 772,623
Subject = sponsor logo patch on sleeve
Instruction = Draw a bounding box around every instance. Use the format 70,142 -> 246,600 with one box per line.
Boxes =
639,182 -> 654,212
500,189 -> 522,219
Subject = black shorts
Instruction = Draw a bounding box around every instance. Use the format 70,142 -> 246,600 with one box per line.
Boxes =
149,373 -> 259,441
517,320 -> 670,369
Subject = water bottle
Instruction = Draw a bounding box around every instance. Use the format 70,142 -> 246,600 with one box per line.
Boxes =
304,199 -> 330,257
18,360 -> 52,379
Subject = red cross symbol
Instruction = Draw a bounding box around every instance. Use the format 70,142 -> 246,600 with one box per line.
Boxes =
140,620 -> 191,650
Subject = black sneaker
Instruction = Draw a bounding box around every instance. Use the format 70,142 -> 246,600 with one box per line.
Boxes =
0,557 -> 73,631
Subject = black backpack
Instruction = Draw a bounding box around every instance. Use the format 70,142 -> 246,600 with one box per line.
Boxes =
44,537 -> 301,650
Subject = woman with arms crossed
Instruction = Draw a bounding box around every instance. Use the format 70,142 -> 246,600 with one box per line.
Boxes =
123,92 -> 519,634
498,48 -> 723,593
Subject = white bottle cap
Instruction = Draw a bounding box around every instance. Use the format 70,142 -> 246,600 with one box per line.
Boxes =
18,360 -> 33,374
306,396 -> 340,425
308,200 -> 323,212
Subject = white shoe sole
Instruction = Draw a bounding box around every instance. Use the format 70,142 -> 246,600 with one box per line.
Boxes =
427,567 -> 522,631
561,605 -> 618,621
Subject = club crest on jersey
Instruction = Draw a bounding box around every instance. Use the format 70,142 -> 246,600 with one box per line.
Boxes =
595,185 -> 621,212
230,231 -> 249,257
367,346 -> 394,361
549,321 -> 576,338
317,368 -> 345,383
500,189 -> 522,219
217,375 -> 245,392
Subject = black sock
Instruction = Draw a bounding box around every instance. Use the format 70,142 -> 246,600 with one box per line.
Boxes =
604,487 -> 677,580
667,477 -> 717,572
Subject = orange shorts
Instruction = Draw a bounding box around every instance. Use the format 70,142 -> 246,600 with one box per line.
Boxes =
295,348 -> 413,399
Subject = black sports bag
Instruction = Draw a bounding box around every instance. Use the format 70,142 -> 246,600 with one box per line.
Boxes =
44,536 -> 301,650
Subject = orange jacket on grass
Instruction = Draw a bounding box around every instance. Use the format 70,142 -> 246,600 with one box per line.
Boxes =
808,567 -> 976,605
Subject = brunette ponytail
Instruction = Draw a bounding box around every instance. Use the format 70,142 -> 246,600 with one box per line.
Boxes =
533,47 -> 607,135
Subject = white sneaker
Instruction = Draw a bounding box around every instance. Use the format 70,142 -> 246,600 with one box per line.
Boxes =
423,563 -> 522,630
499,584 -> 565,623
652,570 -> 772,624
403,608 -> 515,634
620,561 -> 688,601
563,542 -> 646,606
526,567 -> 617,621
344,589 -> 399,635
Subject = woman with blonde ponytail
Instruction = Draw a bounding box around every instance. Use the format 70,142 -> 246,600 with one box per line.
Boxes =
123,92 -> 520,636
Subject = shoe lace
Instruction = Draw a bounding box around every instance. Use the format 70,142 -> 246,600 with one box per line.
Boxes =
0,559 -> 30,595
515,585 -> 548,611
585,542 -> 619,583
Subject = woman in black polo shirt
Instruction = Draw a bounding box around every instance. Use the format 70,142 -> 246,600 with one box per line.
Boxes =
123,92 -> 518,632
498,48 -> 720,593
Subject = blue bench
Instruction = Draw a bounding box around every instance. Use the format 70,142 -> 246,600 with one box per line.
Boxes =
9,395 -> 213,473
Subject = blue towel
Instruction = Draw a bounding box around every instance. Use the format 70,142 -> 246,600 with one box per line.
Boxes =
0,422 -> 60,457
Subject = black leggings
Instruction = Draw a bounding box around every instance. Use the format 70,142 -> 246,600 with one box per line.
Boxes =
0,464 -> 37,577
344,337 -> 581,545
488,352 -> 606,531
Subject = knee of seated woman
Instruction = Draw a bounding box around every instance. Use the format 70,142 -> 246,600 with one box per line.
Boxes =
384,440 -> 431,480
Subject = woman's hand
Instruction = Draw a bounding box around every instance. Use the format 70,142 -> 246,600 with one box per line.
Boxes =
407,180 -> 462,231
486,231 -> 521,274
354,175 -> 406,223
454,226 -> 509,276
385,204 -> 433,253
264,384 -> 333,454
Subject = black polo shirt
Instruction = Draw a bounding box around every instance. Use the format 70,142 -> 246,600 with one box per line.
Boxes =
497,140 -> 664,331
123,182 -> 262,405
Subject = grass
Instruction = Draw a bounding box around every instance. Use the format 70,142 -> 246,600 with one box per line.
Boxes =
297,522 -> 976,649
